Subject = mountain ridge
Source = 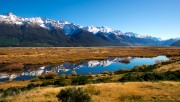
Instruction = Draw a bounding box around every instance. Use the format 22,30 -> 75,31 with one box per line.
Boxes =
0,12 -> 178,47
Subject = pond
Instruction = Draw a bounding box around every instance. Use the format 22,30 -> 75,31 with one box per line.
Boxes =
0,56 -> 169,82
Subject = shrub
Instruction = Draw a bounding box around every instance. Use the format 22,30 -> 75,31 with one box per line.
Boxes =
45,72 -> 57,79
41,81 -> 53,86
72,76 -> 90,85
94,76 -> 112,83
54,79 -> 69,86
0,89 -> 4,94
31,77 -> 40,82
119,71 -> 180,82
115,69 -> 129,74
56,87 -> 91,102
131,64 -> 156,72
103,71 -> 110,75
66,75 -> 72,79
2,87 -> 21,97
27,83 -> 38,90
61,74 -> 66,79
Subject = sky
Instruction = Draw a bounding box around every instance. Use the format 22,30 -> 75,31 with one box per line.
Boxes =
0,0 -> 180,40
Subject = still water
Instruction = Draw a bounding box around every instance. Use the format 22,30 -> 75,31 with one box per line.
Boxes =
0,56 -> 169,82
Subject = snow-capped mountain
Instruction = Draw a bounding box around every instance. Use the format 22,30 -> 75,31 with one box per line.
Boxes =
0,12 -> 176,46
0,12 -> 157,38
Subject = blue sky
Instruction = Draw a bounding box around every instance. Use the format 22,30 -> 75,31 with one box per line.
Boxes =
0,0 -> 180,39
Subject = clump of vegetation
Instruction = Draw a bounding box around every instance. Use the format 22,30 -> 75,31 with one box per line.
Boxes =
130,64 -> 158,72
119,71 -> 180,82
115,68 -> 130,74
40,81 -> 54,87
103,71 -> 110,75
61,74 -> 66,79
93,76 -> 112,83
72,76 -> 91,85
1,83 -> 39,97
54,79 -> 70,86
56,87 -> 91,102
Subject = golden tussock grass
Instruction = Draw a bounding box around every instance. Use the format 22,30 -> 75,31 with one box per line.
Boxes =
2,81 -> 180,102
0,47 -> 179,65
0,80 -> 40,90
154,61 -> 180,72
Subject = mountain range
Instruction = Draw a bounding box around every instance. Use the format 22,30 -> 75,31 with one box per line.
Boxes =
171,40 -> 180,46
0,12 -> 178,47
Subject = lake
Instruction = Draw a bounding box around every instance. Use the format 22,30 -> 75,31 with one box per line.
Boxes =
0,56 -> 169,82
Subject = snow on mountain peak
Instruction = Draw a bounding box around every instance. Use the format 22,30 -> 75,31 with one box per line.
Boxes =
83,26 -> 114,34
0,12 -> 161,40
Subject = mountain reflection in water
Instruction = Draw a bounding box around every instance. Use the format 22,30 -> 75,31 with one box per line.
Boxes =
0,56 -> 169,82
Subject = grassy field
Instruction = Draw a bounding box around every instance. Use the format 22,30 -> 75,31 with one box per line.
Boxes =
0,47 -> 180,102
1,81 -> 180,102
0,47 -> 180,65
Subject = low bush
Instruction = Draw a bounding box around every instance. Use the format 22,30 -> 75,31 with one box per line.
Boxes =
56,87 -> 91,102
103,71 -> 110,75
131,64 -> 156,72
119,71 -> 180,82
1,83 -> 39,97
94,76 -> 112,83
40,81 -> 53,86
115,69 -> 129,74
72,76 -> 90,85
54,79 -> 69,86
2,87 -> 21,97
61,74 -> 66,79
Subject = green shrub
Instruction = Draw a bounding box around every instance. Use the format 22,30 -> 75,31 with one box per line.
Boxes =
41,81 -> 53,86
119,71 -> 180,82
72,76 -> 90,85
94,76 -> 112,83
54,79 -> 69,86
115,69 -> 129,74
2,87 -> 21,97
131,64 -> 157,72
27,83 -> 38,90
56,87 -> 91,102
66,75 -> 72,79
0,89 -> 4,94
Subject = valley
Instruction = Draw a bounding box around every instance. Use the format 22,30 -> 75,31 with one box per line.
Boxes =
0,47 -> 179,101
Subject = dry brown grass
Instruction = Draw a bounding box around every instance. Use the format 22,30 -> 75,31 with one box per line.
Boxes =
154,60 -> 180,72
1,81 -> 180,102
0,80 -> 42,90
0,63 -> 24,72
0,47 -> 180,65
